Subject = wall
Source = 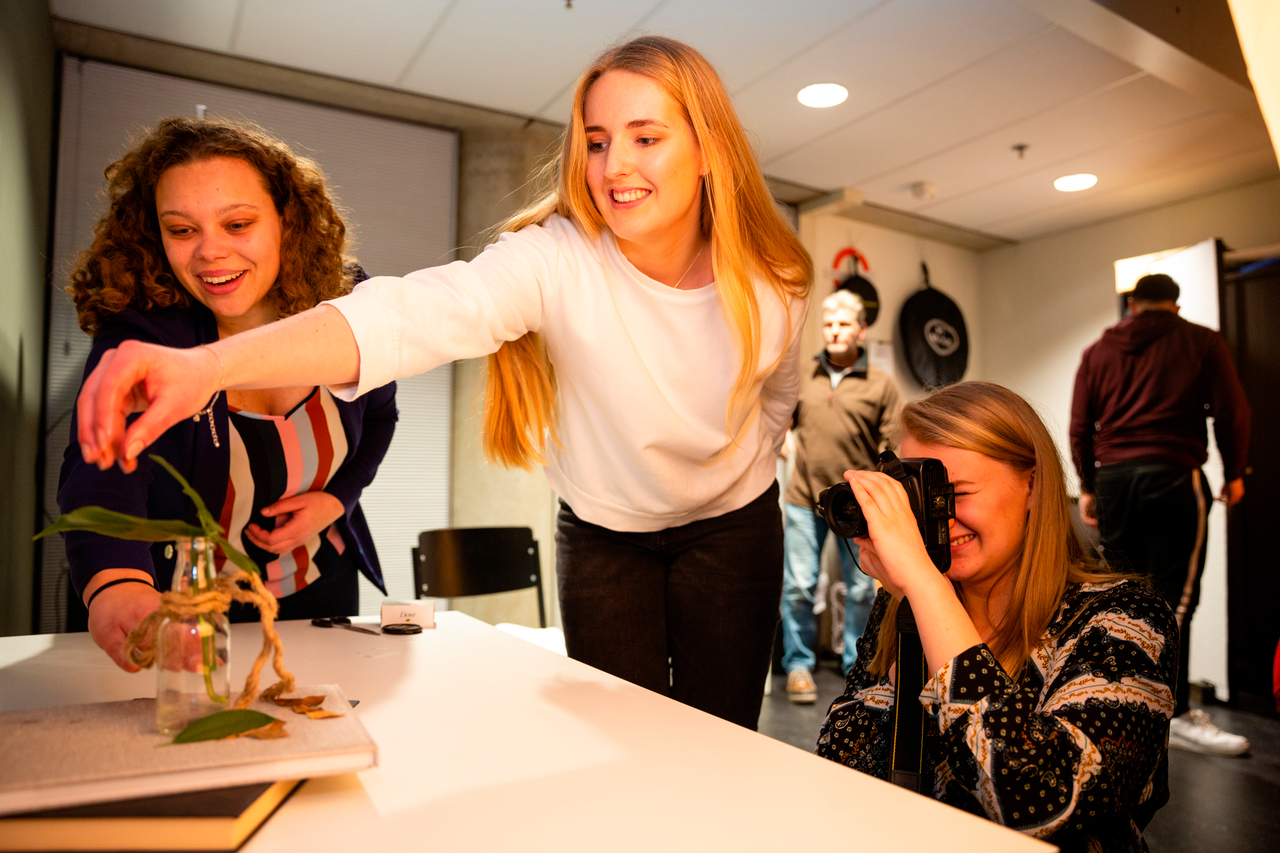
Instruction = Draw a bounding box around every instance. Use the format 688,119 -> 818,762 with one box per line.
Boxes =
0,0 -> 55,635
979,176 -> 1280,476
979,175 -> 1280,693
799,212 -> 984,397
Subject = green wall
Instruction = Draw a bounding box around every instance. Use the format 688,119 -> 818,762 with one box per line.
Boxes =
0,0 -> 55,635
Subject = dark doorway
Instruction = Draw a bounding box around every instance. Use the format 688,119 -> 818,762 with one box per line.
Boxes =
1219,247 -> 1280,710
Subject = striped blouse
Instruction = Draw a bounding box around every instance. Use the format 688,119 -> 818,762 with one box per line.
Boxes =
217,387 -> 350,598
817,580 -> 1176,853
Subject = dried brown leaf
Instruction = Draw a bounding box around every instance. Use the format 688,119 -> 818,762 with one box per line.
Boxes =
304,709 -> 344,719
272,695 -> 324,707
238,719 -> 289,739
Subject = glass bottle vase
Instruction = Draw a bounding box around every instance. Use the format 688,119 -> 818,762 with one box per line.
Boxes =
156,536 -> 231,735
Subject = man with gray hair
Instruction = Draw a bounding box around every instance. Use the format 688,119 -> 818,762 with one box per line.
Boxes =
781,289 -> 901,702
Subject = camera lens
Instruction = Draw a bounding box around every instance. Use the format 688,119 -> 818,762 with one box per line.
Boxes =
817,483 -> 867,539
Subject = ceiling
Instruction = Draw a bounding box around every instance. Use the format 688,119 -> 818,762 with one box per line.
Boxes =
48,0 -> 1278,246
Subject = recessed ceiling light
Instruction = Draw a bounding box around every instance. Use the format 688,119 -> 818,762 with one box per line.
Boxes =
797,83 -> 848,108
1054,173 -> 1097,192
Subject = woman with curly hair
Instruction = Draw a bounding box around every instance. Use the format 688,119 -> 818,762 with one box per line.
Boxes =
816,382 -> 1175,852
75,37 -> 809,728
59,117 -> 397,670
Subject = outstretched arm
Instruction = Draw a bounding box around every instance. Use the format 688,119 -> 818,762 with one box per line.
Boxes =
78,305 -> 359,473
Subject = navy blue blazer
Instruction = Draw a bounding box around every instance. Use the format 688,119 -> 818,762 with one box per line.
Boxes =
57,301 -> 397,596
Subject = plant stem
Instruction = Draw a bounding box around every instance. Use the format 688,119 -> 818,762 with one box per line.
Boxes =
199,614 -> 228,703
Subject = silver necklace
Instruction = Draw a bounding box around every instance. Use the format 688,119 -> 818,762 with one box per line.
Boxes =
193,392 -> 222,448
673,245 -> 704,290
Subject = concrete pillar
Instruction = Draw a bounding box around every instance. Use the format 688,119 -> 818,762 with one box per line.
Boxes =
450,125 -> 565,628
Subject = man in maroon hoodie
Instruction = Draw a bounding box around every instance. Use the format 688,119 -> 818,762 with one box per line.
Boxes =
1070,272 -> 1251,755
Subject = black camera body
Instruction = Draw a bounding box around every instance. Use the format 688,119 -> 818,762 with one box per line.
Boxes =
816,451 -> 956,572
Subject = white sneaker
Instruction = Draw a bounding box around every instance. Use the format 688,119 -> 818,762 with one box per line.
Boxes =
1168,709 -> 1250,756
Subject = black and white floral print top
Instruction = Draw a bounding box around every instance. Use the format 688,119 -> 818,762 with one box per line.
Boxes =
817,580 -> 1175,853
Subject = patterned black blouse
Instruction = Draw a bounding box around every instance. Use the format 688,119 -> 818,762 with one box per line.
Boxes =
816,580 -> 1176,853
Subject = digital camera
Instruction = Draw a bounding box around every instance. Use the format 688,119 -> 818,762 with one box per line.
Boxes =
815,451 -> 956,572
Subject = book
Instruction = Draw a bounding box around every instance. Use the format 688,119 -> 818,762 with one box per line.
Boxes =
0,779 -> 301,852
0,685 -> 375,817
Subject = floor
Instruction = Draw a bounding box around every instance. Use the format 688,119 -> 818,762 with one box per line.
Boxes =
756,661 -> 1280,853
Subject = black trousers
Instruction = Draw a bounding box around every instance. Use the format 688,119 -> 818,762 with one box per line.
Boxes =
555,483 -> 784,730
1094,461 -> 1210,716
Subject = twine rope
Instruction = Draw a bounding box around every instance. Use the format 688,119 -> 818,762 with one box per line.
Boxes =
123,568 -> 295,708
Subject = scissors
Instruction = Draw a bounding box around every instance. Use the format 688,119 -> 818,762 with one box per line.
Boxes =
311,616 -> 380,636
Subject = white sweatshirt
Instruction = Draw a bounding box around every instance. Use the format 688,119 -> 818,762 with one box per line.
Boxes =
328,214 -> 806,532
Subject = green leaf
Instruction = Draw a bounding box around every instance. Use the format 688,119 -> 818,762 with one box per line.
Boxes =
35,507 -> 204,542
172,709 -> 280,743
212,533 -> 260,576
149,455 -> 258,576
148,454 -> 222,539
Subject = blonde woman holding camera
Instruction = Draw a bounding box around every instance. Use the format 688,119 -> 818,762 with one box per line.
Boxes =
818,382 -> 1175,852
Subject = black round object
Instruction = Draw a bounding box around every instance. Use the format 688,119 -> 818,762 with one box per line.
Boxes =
817,482 -> 867,539
898,287 -> 969,388
837,273 -> 881,327
382,623 -> 423,635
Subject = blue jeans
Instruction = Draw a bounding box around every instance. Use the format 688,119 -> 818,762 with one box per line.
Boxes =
780,501 -> 874,675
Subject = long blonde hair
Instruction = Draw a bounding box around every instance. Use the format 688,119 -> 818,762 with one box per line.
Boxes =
483,35 -> 812,469
868,382 -> 1129,678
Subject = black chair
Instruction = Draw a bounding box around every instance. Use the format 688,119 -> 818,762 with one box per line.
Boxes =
412,527 -> 546,628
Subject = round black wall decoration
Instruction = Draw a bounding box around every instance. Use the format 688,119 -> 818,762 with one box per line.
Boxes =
837,273 -> 881,327
831,247 -> 881,326
898,263 -> 968,388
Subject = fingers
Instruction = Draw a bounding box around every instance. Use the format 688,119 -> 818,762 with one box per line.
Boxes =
77,349 -> 112,465
246,514 -> 312,554
78,341 -> 220,473
102,627 -> 142,673
245,523 -> 303,555
260,495 -> 306,517
118,395 -> 187,470
92,344 -> 154,470
87,584 -> 160,672
853,537 -> 903,599
844,471 -> 914,529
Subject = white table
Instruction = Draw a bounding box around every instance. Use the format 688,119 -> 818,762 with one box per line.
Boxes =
0,614 -> 1054,852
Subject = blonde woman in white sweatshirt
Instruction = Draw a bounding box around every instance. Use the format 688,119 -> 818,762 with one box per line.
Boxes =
78,36 -> 811,729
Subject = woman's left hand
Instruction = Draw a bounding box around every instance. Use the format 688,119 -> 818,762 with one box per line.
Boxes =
843,470 -> 944,602
245,491 -> 345,554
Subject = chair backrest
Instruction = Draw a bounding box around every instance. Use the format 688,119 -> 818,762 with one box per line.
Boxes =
413,527 -> 545,627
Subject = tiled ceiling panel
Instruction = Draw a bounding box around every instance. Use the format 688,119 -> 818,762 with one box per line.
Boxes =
231,0 -> 453,87
734,0 -> 1047,163
925,110 -> 1272,230
858,73 -> 1218,214
765,26 -> 1142,188
995,146 -> 1278,239
47,0 -> 1278,243
638,0 -> 886,94
50,0 -> 238,51
396,0 -> 663,116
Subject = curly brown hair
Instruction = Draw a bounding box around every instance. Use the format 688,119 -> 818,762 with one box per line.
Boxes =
68,116 -> 354,335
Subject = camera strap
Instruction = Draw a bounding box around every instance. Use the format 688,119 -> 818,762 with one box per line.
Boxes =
889,599 -> 929,794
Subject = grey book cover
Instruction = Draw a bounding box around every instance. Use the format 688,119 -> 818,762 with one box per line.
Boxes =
0,685 -> 376,816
